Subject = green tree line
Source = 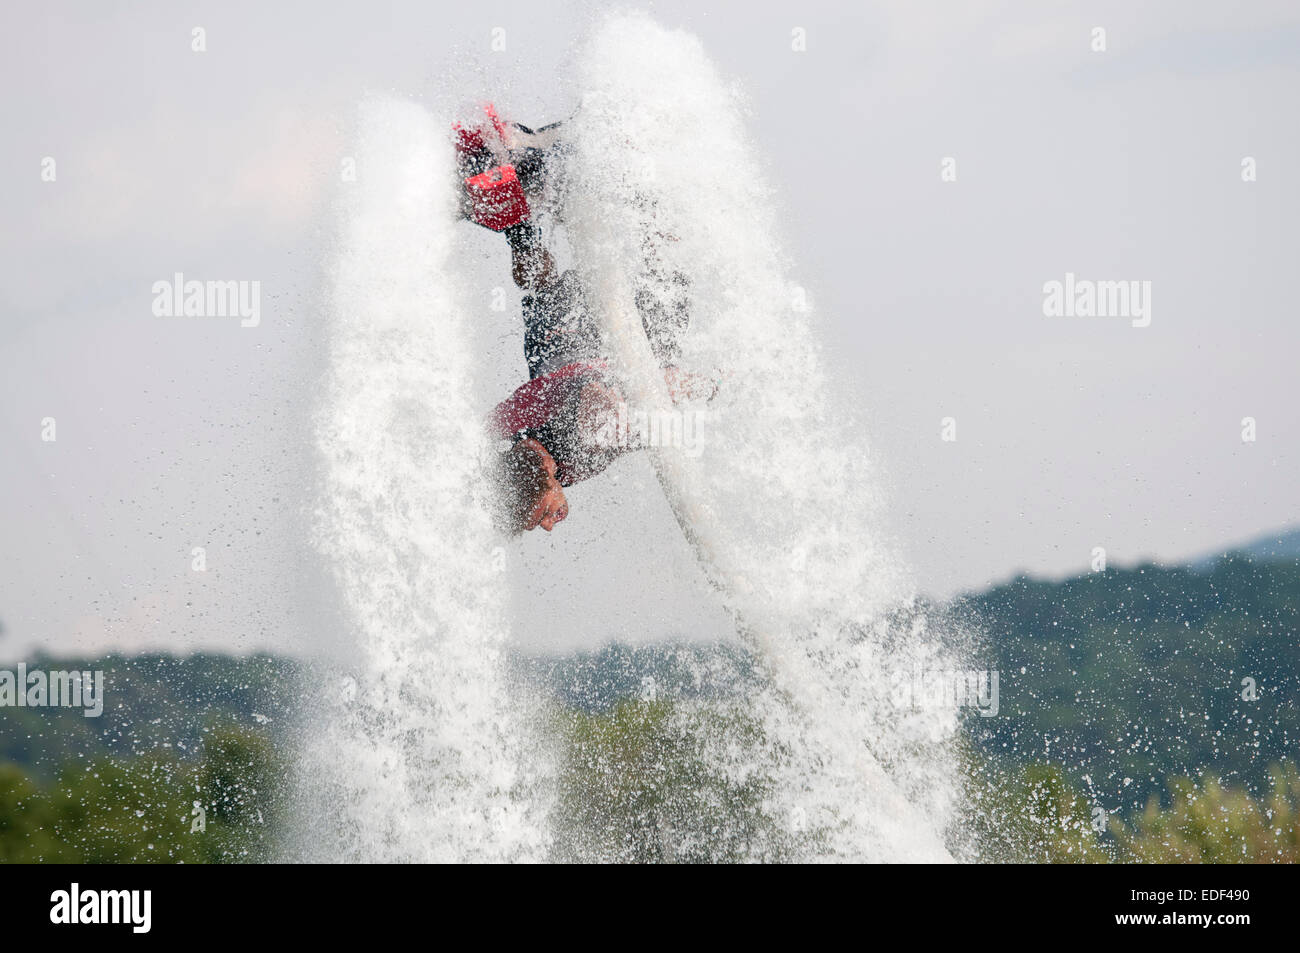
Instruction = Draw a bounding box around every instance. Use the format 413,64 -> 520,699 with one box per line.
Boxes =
0,723 -> 283,863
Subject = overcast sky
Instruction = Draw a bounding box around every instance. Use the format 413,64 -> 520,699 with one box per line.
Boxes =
2,0 -> 1298,659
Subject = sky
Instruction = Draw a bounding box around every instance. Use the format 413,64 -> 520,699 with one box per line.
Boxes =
2,0 -> 1298,659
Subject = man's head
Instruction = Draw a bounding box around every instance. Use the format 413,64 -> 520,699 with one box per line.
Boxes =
493,437 -> 569,533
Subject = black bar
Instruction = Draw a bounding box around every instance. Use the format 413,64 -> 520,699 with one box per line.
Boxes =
0,863 -> 1276,939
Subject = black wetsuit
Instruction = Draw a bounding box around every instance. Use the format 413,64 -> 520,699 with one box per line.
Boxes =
519,258 -> 690,380
496,226 -> 692,485
522,270 -> 602,379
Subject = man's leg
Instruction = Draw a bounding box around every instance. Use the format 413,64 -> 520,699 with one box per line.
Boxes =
505,223 -> 556,291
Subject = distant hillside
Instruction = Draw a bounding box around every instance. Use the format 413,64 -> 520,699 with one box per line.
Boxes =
514,641 -> 756,713
950,555 -> 1299,815
1187,525 -> 1300,571
0,653 -> 299,783
0,538 -> 1296,823
532,557 -> 1300,818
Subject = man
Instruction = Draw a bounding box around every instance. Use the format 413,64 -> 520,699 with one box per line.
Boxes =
487,221 -> 698,533
453,105 -> 700,533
